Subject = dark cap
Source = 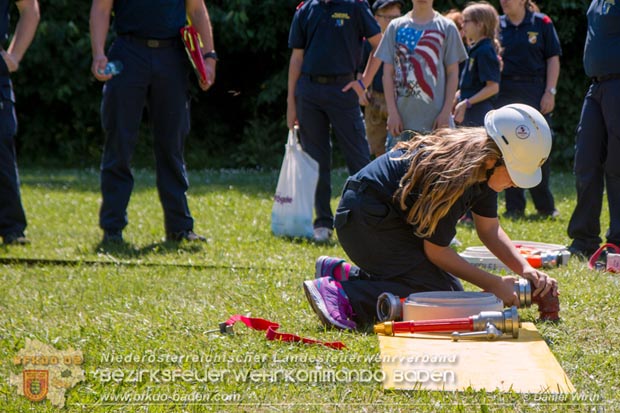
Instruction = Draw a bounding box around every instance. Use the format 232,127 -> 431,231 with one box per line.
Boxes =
372,0 -> 405,13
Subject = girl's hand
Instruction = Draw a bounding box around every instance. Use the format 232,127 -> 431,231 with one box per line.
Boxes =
453,100 -> 467,124
522,267 -> 558,298
493,275 -> 520,307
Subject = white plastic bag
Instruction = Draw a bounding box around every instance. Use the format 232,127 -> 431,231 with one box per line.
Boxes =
271,127 -> 318,238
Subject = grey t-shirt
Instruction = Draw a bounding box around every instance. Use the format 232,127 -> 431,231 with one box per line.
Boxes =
376,12 -> 467,132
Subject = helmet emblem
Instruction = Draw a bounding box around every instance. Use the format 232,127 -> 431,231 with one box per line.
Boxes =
515,125 -> 530,139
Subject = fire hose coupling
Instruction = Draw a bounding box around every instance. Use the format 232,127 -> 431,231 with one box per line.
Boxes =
374,306 -> 520,340
376,279 -> 560,323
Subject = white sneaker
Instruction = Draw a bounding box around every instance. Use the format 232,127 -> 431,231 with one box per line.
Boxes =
313,227 -> 333,243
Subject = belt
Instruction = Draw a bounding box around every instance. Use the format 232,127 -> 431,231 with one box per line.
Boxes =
502,75 -> 544,84
592,73 -> 620,83
344,179 -> 394,204
119,34 -> 182,48
305,73 -> 355,84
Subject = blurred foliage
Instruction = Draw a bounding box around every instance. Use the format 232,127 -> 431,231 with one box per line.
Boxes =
7,0 -> 589,169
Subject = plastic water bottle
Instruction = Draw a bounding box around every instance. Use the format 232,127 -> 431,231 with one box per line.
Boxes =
103,61 -> 123,76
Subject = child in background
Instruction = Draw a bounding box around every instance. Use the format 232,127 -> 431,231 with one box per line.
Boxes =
376,0 -> 468,150
453,2 -> 501,126
443,8 -> 467,47
361,0 -> 405,157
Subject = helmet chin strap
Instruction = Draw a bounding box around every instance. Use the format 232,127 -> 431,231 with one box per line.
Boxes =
485,158 -> 504,180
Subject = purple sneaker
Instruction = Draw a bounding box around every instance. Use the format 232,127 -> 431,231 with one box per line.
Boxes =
315,255 -> 351,281
303,277 -> 356,330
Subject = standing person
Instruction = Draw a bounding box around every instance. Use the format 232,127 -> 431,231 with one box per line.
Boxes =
304,104 -> 559,329
453,2 -> 501,127
361,0 -> 404,157
0,0 -> 39,245
567,0 -> 620,258
495,0 -> 561,218
90,0 -> 216,244
376,0 -> 468,150
443,8 -> 468,79
287,0 -> 383,243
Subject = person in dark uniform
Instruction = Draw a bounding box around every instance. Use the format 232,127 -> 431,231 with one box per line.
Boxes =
567,0 -> 620,258
287,0 -> 383,242
495,0 -> 561,218
90,0 -> 216,244
453,2 -> 501,127
0,0 -> 39,245
303,104 -> 559,330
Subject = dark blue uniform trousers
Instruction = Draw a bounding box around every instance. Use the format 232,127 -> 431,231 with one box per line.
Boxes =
295,75 -> 370,229
462,100 -> 493,127
568,79 -> 620,250
99,37 -> 193,234
496,80 -> 556,214
335,180 -> 463,325
0,76 -> 27,238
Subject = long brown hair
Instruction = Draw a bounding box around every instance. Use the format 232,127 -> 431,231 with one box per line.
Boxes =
463,1 -> 501,55
393,128 -> 502,238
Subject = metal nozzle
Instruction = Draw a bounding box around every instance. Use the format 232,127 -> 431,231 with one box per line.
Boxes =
471,306 -> 520,338
373,321 -> 394,336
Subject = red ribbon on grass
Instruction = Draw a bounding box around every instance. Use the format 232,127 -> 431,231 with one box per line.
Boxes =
223,315 -> 346,350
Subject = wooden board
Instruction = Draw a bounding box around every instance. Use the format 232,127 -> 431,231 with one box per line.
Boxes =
378,322 -> 574,393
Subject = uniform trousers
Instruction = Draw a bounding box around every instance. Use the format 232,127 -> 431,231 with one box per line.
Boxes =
568,78 -> 620,251
295,75 -> 370,229
99,36 -> 194,234
495,80 -> 555,215
0,73 -> 27,238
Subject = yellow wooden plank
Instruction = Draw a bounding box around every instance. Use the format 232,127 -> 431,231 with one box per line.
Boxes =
378,322 -> 574,393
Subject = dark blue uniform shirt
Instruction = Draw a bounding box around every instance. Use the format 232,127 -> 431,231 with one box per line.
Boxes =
459,38 -> 500,99
499,10 -> 562,79
289,0 -> 380,76
113,0 -> 186,39
352,148 -> 498,246
584,0 -> 620,77
0,0 -> 10,43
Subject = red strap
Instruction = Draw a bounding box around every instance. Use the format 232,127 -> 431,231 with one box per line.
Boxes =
224,315 -> 346,350
588,243 -> 620,270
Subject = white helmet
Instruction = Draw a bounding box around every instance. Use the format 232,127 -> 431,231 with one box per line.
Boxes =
484,104 -> 552,188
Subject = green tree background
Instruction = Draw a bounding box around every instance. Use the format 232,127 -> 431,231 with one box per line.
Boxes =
9,0 -> 589,169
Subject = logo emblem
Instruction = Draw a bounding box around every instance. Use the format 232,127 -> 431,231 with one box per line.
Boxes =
23,370 -> 49,402
10,339 -> 84,408
515,125 -> 530,139
527,32 -> 538,44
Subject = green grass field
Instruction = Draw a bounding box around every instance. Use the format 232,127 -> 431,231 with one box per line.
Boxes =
0,168 -> 618,412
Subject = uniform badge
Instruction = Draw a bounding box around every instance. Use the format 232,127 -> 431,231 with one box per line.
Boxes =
468,57 -> 475,72
332,12 -> 350,27
603,0 -> 615,15
23,370 -> 49,402
515,125 -> 531,140
527,32 -> 538,44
